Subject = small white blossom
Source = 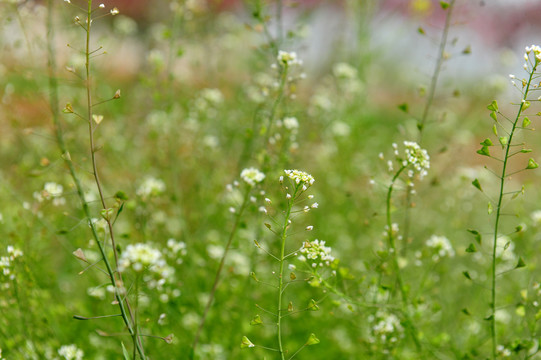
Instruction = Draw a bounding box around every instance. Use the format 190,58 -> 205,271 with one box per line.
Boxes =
284,169 -> 314,186
299,239 -> 334,268
58,344 -> 84,360
240,168 -> 265,186
426,235 -> 455,261
277,50 -> 302,67
137,177 -> 166,199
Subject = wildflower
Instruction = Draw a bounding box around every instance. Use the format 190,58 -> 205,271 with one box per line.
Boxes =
136,177 -> 166,199
282,117 -> 299,131
332,62 -> 358,79
118,243 -> 167,274
277,50 -> 302,67
426,235 -> 455,261
99,3 -> 104,8
110,7 -> 119,15
403,141 -> 430,178
299,239 -> 335,268
371,311 -> 404,343
284,169 -> 315,186
240,167 -> 265,186
58,344 -> 84,360
531,210 -> 541,225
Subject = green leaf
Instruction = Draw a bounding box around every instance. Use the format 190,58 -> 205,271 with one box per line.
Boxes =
250,315 -> 262,325
467,229 -> 482,244
121,343 -> 130,360
240,336 -> 255,348
306,333 -> 320,346
515,256 -> 526,269
490,111 -> 497,121
463,271 -> 472,280
522,117 -> 531,128
487,100 -> 498,112
527,158 -> 539,169
472,178 -> 483,192
480,138 -> 493,146
398,103 -> 409,113
465,244 -> 477,253
476,146 -> 490,156
535,309 -> 541,321
488,202 -> 493,214
440,1 -> 450,9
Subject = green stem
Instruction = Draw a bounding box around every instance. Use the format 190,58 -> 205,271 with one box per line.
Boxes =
417,0 -> 455,142
191,188 -> 252,357
265,65 -> 289,152
277,186 -> 298,360
490,62 -> 536,360
47,1 -> 145,358
386,165 -> 423,356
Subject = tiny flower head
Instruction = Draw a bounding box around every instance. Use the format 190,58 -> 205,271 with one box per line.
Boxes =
240,167 -> 265,186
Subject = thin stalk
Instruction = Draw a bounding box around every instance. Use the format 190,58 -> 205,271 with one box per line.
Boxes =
276,185 -> 298,360
490,63 -> 536,359
47,1 -> 145,358
265,65 -> 289,151
417,0 -> 455,142
386,166 -> 423,356
403,0 -> 456,249
191,188 -> 252,357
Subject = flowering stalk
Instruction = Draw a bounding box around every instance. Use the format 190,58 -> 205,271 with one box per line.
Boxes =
381,142 -> 430,357
191,168 -> 265,358
475,46 -> 540,359
275,170 -> 315,359
51,1 -> 144,358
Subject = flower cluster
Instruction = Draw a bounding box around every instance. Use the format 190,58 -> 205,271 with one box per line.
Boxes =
58,344 -> 84,360
299,239 -> 335,268
118,243 -> 172,279
33,182 -> 65,206
166,238 -> 187,265
240,168 -> 265,186
425,235 -> 455,261
277,50 -> 302,67
403,141 -> 430,178
0,246 -> 23,281
370,311 -> 404,344
283,169 -> 315,186
136,177 -> 166,199
525,45 -> 541,64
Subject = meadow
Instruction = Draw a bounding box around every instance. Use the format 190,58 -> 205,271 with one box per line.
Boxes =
2,0 -> 541,359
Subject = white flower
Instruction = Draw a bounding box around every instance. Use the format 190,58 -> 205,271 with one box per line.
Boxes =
403,141 -> 430,179
426,235 -> 454,260
531,210 -> 541,225
284,169 -> 314,186
118,243 -> 171,279
332,62 -> 358,79
110,7 -> 119,15
58,344 -> 84,360
240,168 -> 265,186
282,117 -> 299,131
299,239 -> 334,267
277,50 -> 302,67
136,177 -> 166,199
